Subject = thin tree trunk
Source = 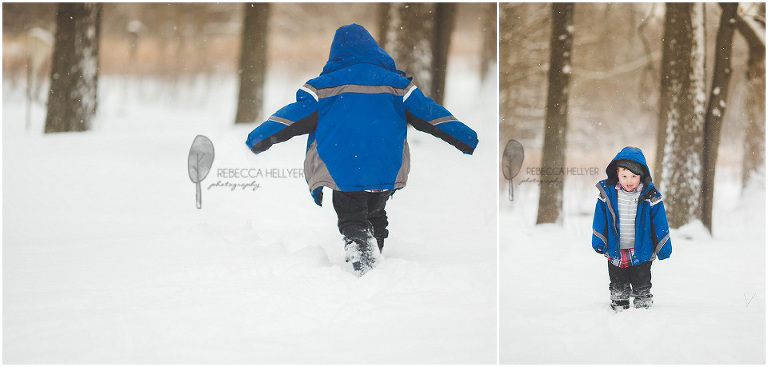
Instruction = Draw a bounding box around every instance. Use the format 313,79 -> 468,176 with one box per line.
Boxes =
536,3 -> 573,224
381,3 -> 434,95
376,3 -> 389,44
234,3 -> 269,124
380,3 -> 454,104
498,3 -> 515,130
734,5 -> 766,189
702,3 -> 739,233
431,3 -> 456,105
45,3 -> 102,133
742,53 -> 765,188
498,3 -> 517,152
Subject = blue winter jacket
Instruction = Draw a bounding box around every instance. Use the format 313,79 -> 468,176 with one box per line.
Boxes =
245,24 -> 478,206
592,147 -> 672,263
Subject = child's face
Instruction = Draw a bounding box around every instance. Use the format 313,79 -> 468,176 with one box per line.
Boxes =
617,167 -> 641,191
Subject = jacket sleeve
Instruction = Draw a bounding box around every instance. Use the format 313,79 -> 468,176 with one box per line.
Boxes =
650,194 -> 672,260
592,192 -> 609,254
403,84 -> 478,155
245,86 -> 319,155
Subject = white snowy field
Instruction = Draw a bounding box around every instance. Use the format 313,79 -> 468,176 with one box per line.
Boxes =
500,153 -> 766,364
2,64 -> 498,364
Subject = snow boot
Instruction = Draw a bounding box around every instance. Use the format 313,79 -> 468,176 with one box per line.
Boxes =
609,284 -> 630,311
343,234 -> 380,277
633,296 -> 653,309
375,236 -> 385,253
611,300 -> 630,311
632,288 -> 653,309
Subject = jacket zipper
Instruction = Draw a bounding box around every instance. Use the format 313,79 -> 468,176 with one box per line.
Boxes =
639,187 -> 663,260
597,183 -> 620,258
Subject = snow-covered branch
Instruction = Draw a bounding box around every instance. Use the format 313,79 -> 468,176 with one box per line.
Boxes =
735,12 -> 765,51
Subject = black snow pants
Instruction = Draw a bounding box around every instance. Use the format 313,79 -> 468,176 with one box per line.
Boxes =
608,260 -> 653,305
331,190 -> 391,252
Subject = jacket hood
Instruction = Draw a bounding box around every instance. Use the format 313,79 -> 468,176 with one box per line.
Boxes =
606,146 -> 653,187
321,24 -> 404,76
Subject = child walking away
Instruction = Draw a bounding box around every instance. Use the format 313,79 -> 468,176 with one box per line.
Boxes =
591,147 -> 672,311
245,24 -> 478,277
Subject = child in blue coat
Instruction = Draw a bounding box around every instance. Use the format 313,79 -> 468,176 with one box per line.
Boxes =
245,24 -> 478,276
592,147 -> 672,310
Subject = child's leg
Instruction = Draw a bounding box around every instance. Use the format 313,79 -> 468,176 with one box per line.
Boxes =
331,191 -> 380,275
608,262 -> 631,308
332,191 -> 373,241
367,191 -> 391,252
629,261 -> 653,308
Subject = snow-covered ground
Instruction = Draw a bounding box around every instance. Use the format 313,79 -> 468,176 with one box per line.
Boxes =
500,152 -> 766,364
2,62 -> 498,363
6,49 -> 765,366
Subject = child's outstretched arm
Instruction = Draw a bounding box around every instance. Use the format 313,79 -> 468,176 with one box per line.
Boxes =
591,190 -> 609,255
245,86 -> 319,154
649,194 -> 672,260
402,85 -> 478,155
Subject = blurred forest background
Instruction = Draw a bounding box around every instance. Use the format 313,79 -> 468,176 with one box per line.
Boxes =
501,2 -> 761,154
3,3 -> 494,95
499,3 -> 765,229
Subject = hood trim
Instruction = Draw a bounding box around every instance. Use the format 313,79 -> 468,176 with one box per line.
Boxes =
606,146 -> 652,187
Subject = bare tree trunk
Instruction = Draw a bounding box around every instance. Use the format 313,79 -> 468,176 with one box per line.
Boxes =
536,3 -> 573,224
742,54 -> 766,188
656,3 -> 707,228
431,3 -> 456,105
27,28 -> 54,131
381,3 -> 434,94
498,3 -> 516,132
498,3 -> 517,155
45,3 -> 102,133
735,5 -> 766,189
234,3 -> 269,124
702,3 -> 739,233
380,3 -> 455,104
376,3 -> 389,45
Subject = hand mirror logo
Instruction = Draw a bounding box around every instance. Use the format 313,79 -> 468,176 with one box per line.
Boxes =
502,139 -> 524,201
188,135 -> 215,209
